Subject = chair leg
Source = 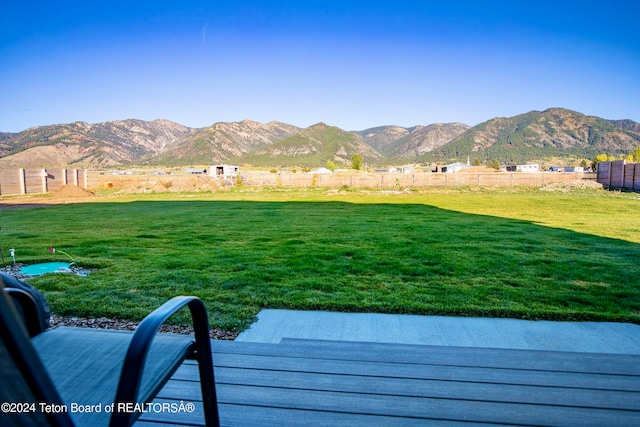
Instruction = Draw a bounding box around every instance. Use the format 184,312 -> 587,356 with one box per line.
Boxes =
197,348 -> 220,427
189,299 -> 220,427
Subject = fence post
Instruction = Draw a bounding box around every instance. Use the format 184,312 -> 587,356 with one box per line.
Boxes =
42,169 -> 48,193
18,168 -> 26,194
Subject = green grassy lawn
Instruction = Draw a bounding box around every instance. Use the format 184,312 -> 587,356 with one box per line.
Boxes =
2,187 -> 639,331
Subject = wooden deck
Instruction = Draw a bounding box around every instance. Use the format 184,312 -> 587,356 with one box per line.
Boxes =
135,339 -> 640,426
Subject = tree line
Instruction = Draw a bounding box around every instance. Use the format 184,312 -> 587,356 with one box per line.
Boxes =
593,145 -> 640,168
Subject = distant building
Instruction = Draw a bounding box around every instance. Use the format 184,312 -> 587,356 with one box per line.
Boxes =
185,168 -> 207,174
563,167 -> 584,173
210,165 -> 239,181
505,164 -> 539,173
308,167 -> 333,175
441,162 -> 471,173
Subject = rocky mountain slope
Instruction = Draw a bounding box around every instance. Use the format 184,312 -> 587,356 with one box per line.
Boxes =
358,123 -> 470,158
148,120 -> 300,166
1,108 -> 639,168
239,123 -> 384,167
610,119 -> 640,133
0,119 -> 193,168
426,108 -> 640,164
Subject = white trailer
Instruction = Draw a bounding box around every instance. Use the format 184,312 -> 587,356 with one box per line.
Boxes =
210,165 -> 239,182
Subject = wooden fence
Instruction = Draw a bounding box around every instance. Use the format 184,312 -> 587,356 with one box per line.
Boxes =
86,171 -> 594,191
596,160 -> 640,191
0,169 -> 87,196
240,171 -> 594,189
1,169 -> 598,195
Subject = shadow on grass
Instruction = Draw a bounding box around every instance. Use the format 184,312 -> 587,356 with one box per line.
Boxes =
5,200 -> 640,329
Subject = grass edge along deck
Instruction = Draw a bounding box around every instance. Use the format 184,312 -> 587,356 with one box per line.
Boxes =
135,339 -> 640,427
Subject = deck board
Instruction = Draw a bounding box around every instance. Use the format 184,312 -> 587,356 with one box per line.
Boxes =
169,364 -> 640,410
175,352 -> 640,391
214,339 -> 640,375
135,339 -> 640,427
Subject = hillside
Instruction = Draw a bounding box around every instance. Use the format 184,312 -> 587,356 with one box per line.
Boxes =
425,108 -> 640,164
238,123 -> 384,167
0,119 -> 193,168
610,119 -> 640,133
358,123 -> 469,157
147,120 -> 301,166
0,132 -> 15,144
1,108 -> 639,168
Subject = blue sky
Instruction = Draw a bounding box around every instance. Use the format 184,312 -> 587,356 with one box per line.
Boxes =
1,1 -> 639,133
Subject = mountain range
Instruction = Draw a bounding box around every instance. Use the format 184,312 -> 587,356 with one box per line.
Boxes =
1,108 -> 639,168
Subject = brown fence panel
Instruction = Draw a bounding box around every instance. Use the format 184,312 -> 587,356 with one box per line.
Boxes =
475,173 -> 500,186
624,163 -> 637,190
596,161 -> 611,187
609,160 -> 626,188
0,169 -> 24,195
78,170 -> 87,188
45,169 -> 66,192
24,169 -> 46,194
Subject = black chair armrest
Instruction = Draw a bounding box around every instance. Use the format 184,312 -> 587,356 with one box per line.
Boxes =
4,288 -> 45,337
110,296 -> 218,427
1,272 -> 50,336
